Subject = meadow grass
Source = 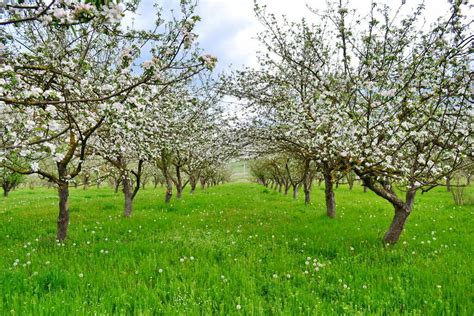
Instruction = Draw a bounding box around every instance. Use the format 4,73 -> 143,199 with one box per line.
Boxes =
0,183 -> 472,315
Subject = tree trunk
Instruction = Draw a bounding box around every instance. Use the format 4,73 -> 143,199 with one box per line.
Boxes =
114,179 -> 120,194
363,185 -> 367,193
383,206 -> 410,244
383,189 -> 416,245
324,172 -> 336,218
190,178 -> 196,194
165,175 -> 173,203
123,174 -> 133,217
57,183 -> 70,241
292,185 -> 298,200
83,175 -> 89,190
3,187 -> 9,197
284,182 -> 289,195
446,176 -> 451,192
174,165 -> 184,199
304,188 -> 311,204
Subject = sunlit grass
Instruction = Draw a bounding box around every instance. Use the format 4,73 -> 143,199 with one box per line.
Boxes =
0,183 -> 472,315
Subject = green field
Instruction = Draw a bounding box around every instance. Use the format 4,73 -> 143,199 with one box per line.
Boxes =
0,183 -> 473,315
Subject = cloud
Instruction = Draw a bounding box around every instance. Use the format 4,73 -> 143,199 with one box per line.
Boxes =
124,0 -> 457,73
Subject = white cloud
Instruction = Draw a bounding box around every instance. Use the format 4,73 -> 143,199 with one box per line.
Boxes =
124,0 -> 461,72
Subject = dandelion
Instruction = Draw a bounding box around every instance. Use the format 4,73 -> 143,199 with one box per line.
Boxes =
436,285 -> 442,289
236,304 -> 242,310
286,274 -> 291,279
272,274 -> 278,279
362,285 -> 367,289
180,258 -> 185,263
79,273 -> 84,278
158,269 -> 163,273
190,256 -> 195,261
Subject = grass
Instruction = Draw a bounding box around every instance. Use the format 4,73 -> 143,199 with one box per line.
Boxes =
0,183 -> 472,315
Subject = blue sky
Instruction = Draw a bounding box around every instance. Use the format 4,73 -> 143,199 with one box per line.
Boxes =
125,0 -> 457,74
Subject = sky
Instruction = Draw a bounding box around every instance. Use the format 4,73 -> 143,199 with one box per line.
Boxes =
124,0 -> 458,74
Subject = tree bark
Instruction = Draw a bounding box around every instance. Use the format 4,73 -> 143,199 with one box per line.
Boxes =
114,179 -> 121,194
324,171 -> 336,218
2,182 -> 13,197
190,178 -> 196,194
165,175 -> 173,203
446,176 -> 451,192
292,185 -> 298,200
383,206 -> 410,244
57,183 -> 70,241
284,181 -> 289,195
123,174 -> 133,217
176,188 -> 183,199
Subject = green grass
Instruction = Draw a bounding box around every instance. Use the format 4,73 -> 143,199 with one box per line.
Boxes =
0,183 -> 472,315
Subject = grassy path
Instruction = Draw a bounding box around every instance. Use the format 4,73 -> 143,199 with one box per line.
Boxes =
0,183 -> 472,314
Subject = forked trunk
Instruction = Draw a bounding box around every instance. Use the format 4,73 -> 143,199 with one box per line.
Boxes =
324,172 -> 336,218
57,183 -> 70,241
